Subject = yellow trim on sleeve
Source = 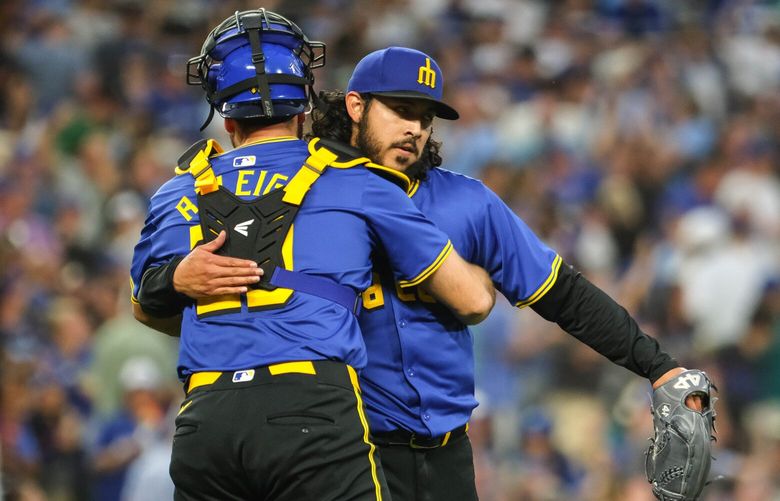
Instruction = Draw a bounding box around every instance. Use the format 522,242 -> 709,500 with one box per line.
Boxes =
398,240 -> 454,288
515,255 -> 563,309
129,277 -> 139,304
347,366 -> 383,501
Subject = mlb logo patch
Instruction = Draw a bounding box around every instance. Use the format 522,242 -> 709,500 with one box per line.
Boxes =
233,155 -> 256,167
232,369 -> 255,383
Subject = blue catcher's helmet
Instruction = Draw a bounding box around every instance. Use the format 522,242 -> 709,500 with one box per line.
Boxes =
187,9 -> 325,129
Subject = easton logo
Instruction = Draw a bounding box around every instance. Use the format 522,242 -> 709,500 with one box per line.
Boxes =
673,373 -> 702,390
234,219 -> 255,237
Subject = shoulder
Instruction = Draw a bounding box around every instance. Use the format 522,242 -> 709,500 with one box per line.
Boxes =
421,167 -> 495,204
426,167 -> 489,192
151,173 -> 194,203
311,137 -> 412,192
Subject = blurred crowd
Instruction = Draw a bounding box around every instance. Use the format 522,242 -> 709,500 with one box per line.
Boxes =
0,0 -> 778,500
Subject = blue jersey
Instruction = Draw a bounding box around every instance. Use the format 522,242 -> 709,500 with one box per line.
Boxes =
358,168 -> 560,436
130,137 -> 452,379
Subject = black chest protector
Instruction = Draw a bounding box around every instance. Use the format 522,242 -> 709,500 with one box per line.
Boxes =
176,137 -> 401,315
198,178 -> 298,291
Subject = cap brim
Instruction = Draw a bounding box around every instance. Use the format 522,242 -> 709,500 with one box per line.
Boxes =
370,91 -> 459,120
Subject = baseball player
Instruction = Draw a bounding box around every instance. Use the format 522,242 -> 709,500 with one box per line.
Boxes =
130,16 -> 494,501
322,47 -> 713,501
140,45 -> 715,501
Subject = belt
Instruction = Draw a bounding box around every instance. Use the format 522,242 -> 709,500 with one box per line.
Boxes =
372,423 -> 469,449
185,360 -> 357,394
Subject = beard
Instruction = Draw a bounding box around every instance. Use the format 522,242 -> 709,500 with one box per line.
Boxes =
356,112 -> 423,172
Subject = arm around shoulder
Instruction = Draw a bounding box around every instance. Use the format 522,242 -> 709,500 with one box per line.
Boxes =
132,302 -> 182,337
419,249 -> 496,325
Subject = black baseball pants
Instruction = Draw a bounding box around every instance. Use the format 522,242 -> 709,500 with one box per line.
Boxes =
374,428 -> 478,501
170,361 -> 391,501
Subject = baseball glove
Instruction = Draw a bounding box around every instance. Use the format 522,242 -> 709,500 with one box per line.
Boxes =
645,369 -> 716,501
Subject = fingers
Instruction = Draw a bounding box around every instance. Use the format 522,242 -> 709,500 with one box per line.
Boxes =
198,230 -> 227,252
188,269 -> 263,297
208,274 -> 262,288
193,235 -> 258,269
685,394 -> 704,412
204,262 -> 263,277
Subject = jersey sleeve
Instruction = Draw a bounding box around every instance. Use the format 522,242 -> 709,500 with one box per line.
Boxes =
362,176 -> 452,288
471,185 -> 561,307
129,180 -> 197,302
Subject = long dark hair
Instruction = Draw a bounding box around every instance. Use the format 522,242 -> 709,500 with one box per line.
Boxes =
306,90 -> 442,181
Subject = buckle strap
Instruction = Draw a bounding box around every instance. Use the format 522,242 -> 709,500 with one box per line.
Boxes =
282,138 -> 339,206
175,139 -> 224,195
212,75 -> 310,104
270,268 -> 361,315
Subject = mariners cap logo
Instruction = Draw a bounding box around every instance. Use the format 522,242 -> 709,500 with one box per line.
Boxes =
346,46 -> 459,120
417,58 -> 436,89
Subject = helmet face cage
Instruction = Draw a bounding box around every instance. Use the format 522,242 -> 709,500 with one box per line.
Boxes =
187,9 -> 325,123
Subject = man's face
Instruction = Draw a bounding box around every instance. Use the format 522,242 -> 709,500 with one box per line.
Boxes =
355,96 -> 436,172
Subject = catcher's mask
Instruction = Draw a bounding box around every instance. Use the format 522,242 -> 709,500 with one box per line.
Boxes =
187,9 -> 326,130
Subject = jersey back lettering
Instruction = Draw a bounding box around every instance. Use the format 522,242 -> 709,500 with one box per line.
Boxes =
130,137 -> 452,379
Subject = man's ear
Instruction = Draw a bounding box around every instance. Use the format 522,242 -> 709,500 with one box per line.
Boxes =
224,118 -> 236,134
345,91 -> 365,123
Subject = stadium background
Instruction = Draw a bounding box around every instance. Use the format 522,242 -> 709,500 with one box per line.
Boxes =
0,0 -> 778,499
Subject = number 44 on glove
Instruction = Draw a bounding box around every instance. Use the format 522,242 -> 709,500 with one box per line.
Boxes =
645,369 -> 717,501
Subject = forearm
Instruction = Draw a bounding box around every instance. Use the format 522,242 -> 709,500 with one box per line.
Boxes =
530,262 -> 678,384
420,251 -> 495,325
132,303 -> 182,337
136,257 -> 192,318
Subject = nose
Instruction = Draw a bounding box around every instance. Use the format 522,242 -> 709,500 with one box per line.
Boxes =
404,117 -> 423,137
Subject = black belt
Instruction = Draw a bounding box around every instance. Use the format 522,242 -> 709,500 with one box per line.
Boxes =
371,423 -> 468,449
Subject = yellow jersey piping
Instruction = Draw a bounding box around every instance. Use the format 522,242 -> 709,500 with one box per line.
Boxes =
515,254 -> 563,308
398,240 -> 453,288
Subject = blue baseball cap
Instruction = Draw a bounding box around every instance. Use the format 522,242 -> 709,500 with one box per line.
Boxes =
347,47 -> 459,120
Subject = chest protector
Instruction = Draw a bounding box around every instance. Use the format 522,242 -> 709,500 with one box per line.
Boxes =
176,137 -> 374,314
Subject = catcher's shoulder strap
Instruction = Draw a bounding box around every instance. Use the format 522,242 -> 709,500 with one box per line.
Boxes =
177,137 -> 362,315
311,137 -> 413,193
364,160 -> 412,193
175,138 -> 225,195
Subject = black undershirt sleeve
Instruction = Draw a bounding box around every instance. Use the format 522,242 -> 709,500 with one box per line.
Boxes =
530,261 -> 678,384
137,257 -> 192,318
